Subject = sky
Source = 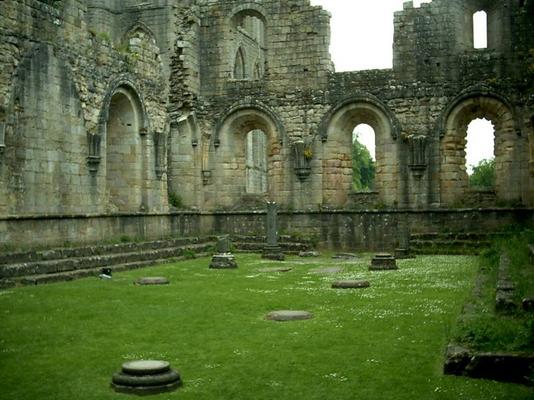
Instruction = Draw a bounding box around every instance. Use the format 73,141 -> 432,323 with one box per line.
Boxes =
309,0 -> 494,171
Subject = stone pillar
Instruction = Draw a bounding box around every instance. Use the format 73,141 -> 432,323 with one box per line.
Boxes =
395,213 -> 415,259
262,201 -> 285,261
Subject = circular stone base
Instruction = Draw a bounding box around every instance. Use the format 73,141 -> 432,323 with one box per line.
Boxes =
370,253 -> 397,270
112,370 -> 180,386
135,277 -> 170,285
332,253 -> 358,260
331,280 -> 370,289
209,254 -> 238,269
309,267 -> 343,275
122,360 -> 170,376
299,251 -> 321,257
111,360 -> 181,395
266,310 -> 313,321
258,267 -> 292,273
111,380 -> 181,395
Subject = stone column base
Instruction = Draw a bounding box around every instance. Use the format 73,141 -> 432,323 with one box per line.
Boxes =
262,246 -> 285,261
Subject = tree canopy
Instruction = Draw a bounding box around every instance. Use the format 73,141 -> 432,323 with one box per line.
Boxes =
352,134 -> 375,191
469,158 -> 495,188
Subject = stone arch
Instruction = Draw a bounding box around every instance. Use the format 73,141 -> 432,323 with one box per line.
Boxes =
320,95 -> 401,207
121,21 -> 158,46
439,90 -> 524,205
101,81 -> 147,212
228,3 -> 269,27
228,5 -> 268,82
207,102 -> 286,208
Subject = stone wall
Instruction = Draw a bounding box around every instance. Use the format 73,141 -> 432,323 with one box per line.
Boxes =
1,209 -> 531,251
0,0 -> 171,217
0,0 -> 533,249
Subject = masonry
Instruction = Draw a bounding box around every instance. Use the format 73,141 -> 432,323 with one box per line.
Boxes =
0,0 -> 533,249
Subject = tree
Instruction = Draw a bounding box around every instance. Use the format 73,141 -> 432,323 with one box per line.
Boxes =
469,158 -> 495,188
352,135 -> 375,191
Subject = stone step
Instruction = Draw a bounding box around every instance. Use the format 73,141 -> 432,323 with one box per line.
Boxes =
410,239 -> 490,255
0,237 -> 215,266
13,252 -> 211,287
233,241 -> 312,254
231,235 -> 314,245
410,232 -> 503,241
0,243 -> 215,279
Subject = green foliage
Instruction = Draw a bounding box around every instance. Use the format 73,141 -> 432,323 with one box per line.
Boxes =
168,192 -> 183,209
453,228 -> 534,353
352,134 -> 375,191
469,158 -> 495,188
2,254 -> 533,399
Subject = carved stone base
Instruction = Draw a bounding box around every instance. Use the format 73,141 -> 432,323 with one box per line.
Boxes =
209,253 -> 238,269
369,253 -> 398,271
262,246 -> 285,261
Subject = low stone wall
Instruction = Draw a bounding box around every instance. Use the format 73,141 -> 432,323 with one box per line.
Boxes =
0,208 -> 532,251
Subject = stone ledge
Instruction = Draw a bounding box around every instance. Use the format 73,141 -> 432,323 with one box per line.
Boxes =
444,344 -> 534,386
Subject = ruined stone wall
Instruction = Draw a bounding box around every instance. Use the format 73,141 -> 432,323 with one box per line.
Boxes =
0,0 -> 170,216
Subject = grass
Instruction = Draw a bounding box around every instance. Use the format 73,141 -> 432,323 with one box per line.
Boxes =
452,229 -> 534,353
1,254 -> 533,400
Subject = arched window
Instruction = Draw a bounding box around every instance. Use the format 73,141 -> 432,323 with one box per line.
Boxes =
473,11 -> 488,49
466,118 -> 495,188
230,9 -> 267,81
352,124 -> 376,191
245,129 -> 267,194
233,47 -> 246,79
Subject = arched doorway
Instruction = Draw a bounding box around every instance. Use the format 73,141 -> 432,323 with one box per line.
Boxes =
105,87 -> 144,212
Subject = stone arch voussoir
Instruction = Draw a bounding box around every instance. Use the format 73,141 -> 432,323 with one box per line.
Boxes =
213,101 -> 286,148
319,94 -> 401,142
98,76 -> 149,135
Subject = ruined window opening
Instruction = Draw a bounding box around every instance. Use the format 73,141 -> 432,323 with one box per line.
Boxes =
473,11 -> 488,49
352,124 -> 376,191
466,118 -> 495,188
230,10 -> 267,81
234,47 -> 246,79
245,129 -> 267,194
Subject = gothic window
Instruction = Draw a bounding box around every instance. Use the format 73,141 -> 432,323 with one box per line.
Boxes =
234,47 -> 246,79
230,9 -> 267,81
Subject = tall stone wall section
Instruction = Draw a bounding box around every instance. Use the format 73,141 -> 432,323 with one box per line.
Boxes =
0,0 -> 175,217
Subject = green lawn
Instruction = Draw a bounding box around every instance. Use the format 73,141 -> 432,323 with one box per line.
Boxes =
1,254 -> 532,400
